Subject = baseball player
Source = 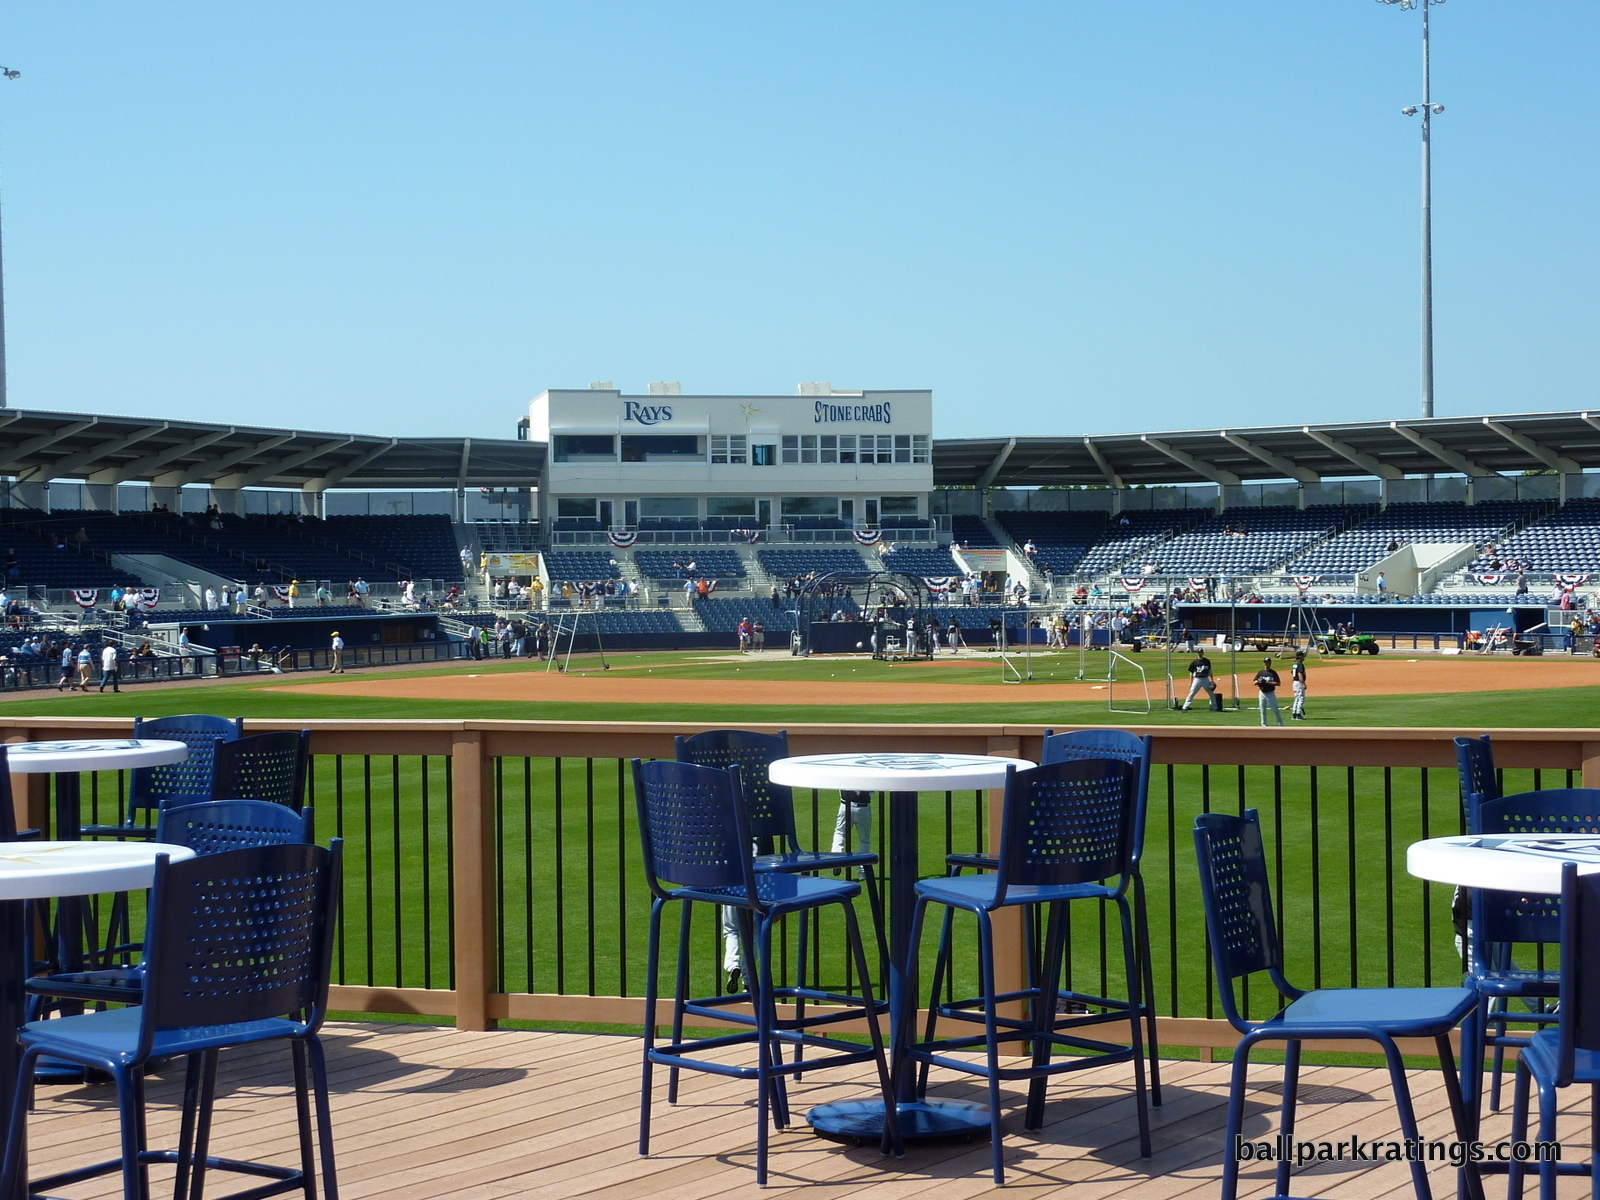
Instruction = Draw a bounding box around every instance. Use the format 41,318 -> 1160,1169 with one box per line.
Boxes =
1180,650 -> 1218,711
1290,651 -> 1308,720
1254,657 -> 1285,726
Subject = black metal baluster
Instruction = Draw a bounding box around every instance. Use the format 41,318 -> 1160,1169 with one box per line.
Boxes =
554,758 -> 565,994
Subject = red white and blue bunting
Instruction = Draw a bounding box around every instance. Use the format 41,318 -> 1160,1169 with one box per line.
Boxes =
923,577 -> 955,592
607,530 -> 639,549
851,529 -> 882,545
1475,574 -> 1503,586
1120,578 -> 1145,593
733,528 -> 763,544
70,588 -> 98,609
1187,577 -> 1209,590
270,586 -> 290,603
1559,574 -> 1591,587
137,587 -> 161,607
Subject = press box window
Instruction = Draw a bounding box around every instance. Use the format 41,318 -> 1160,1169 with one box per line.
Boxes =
620,435 -> 703,462
781,436 -> 798,464
880,496 -> 919,515
710,435 -> 747,464
552,435 -> 616,462
838,435 -> 856,464
863,435 -> 894,464
913,434 -> 929,464
556,498 -> 599,519
752,444 -> 777,466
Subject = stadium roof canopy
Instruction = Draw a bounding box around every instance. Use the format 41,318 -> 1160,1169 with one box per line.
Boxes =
932,410 -> 1600,489
0,409 -> 544,491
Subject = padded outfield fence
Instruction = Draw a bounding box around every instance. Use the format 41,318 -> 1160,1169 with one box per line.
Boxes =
3,718 -> 1595,1053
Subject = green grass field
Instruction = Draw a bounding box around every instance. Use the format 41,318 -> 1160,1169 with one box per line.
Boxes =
3,647 -> 1599,727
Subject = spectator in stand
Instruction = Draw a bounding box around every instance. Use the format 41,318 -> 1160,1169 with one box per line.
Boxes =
1023,538 -> 1037,558
287,579 -> 301,608
72,527 -> 89,550
316,583 -> 331,606
204,586 -> 217,611
752,619 -> 765,652
354,577 -> 370,607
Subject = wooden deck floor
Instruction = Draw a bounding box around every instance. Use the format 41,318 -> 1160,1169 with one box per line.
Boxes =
18,1021 -> 1590,1199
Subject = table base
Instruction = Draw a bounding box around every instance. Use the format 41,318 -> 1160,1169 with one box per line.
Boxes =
807,1098 -> 990,1143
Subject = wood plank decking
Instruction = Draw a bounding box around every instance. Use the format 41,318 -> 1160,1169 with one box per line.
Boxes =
18,1021 -> 1587,1198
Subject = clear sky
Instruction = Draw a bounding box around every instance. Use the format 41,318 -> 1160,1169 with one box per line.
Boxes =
0,2 -> 1594,443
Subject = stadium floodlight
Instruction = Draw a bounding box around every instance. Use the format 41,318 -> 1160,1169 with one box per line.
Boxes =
1376,0 -> 1445,421
0,63 -> 16,409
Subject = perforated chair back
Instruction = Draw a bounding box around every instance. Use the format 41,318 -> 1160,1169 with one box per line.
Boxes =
210,729 -> 310,810
1468,789 -> 1600,947
1554,864 -> 1600,1084
674,729 -> 796,848
1454,734 -> 1500,806
156,800 -> 315,855
991,757 -> 1136,902
0,745 -> 17,840
1193,809 -> 1290,1030
632,758 -> 757,904
1041,728 -> 1153,856
128,715 -> 244,814
137,840 -> 341,1061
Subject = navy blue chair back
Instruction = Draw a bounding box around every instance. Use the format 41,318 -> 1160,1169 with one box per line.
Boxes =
156,800 -> 315,855
1193,809 -> 1293,1030
1554,864 -> 1600,1084
1469,789 -> 1600,950
1041,728 -> 1152,855
674,729 -> 796,848
0,745 -> 17,841
632,759 -> 758,904
1454,734 -> 1499,805
991,758 -> 1136,902
210,729 -> 310,810
128,715 -> 243,814
138,841 -> 341,1061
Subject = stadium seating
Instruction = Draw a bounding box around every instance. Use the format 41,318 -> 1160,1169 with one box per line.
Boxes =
949,515 -> 999,548
472,521 -> 542,552
0,514 -> 145,590
322,515 -> 464,580
541,550 -> 621,581
1070,510 -> 1205,578
632,549 -> 746,582
1463,498 -> 1600,580
580,610 -> 685,634
995,511 -> 1111,575
1284,501 -> 1545,580
696,597 -> 805,633
755,547 -> 869,579
881,546 -> 963,576
1136,506 -> 1357,576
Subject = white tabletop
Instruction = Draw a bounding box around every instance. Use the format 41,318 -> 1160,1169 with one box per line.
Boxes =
0,841 -> 196,900
769,752 -> 1034,793
1407,833 -> 1600,895
4,739 -> 189,774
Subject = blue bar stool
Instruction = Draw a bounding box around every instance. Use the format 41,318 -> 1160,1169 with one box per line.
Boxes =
1508,861 -> 1600,1199
633,758 -> 899,1187
897,757 -> 1151,1186
1194,810 -> 1482,1200
937,728 -> 1162,1105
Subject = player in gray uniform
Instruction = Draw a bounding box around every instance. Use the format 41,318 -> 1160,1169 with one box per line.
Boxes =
1254,657 -> 1285,726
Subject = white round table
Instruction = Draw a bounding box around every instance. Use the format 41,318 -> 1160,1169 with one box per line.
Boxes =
1407,832 -> 1600,895
768,752 -> 1033,1142
4,739 -> 189,840
0,841 -> 194,1200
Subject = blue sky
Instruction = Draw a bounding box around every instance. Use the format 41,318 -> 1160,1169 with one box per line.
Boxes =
0,2 -> 1594,442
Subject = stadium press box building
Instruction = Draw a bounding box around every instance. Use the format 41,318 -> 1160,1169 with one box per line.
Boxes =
528,387 -> 934,529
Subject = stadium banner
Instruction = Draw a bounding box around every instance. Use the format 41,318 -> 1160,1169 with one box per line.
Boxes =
1559,573 -> 1590,586
851,529 -> 882,545
271,586 -> 290,603
733,528 -> 763,544
484,552 -> 542,573
1187,577 -> 1208,590
606,530 -> 639,548
71,588 -> 98,609
1475,573 -> 1503,586
134,587 -> 161,608
1120,577 -> 1145,593
956,548 -> 1008,571
923,576 -> 954,592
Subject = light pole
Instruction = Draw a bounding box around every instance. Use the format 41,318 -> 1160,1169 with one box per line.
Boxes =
1377,0 -> 1445,420
0,63 -> 18,410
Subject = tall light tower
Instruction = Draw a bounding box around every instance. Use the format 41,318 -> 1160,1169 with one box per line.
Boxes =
1377,0 -> 1445,420
0,63 -> 19,409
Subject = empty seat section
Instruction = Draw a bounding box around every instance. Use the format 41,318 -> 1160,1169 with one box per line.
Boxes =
994,511 -> 1110,575
541,551 -> 621,581
1072,510 -> 1205,578
949,516 -> 999,547
1138,506 -> 1356,576
880,546 -> 964,576
1285,501 -> 1544,580
322,515 -> 465,580
632,549 -> 746,583
755,547 -> 868,581
1464,498 -> 1600,579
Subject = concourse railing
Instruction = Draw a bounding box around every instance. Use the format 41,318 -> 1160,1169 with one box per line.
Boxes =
3,717 -> 1592,1055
